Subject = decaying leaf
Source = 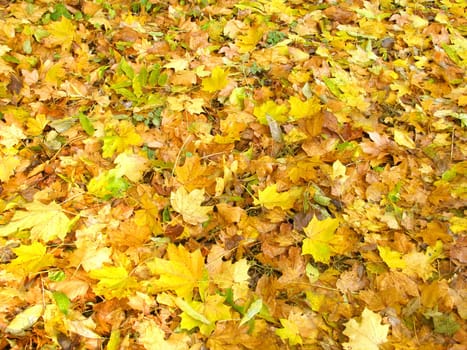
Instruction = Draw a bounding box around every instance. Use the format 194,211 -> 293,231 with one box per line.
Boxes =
0,0 -> 464,347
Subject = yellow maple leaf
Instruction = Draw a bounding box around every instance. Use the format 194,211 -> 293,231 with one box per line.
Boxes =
8,242 -> 55,276
89,266 -> 139,299
202,66 -> 229,92
276,318 -> 303,346
70,236 -> 112,272
146,244 -> 206,300
289,96 -> 321,120
170,187 -> 212,225
253,184 -> 302,210
343,308 -> 390,350
45,17 -> 76,51
185,98 -> 205,114
402,241 -> 443,281
302,216 -> 339,264
394,129 -> 416,149
253,100 -> 289,124
0,200 -> 71,242
378,245 -> 407,270
114,151 -> 148,182
178,294 -> 231,335
135,318 -> 190,350
236,26 -> 264,53
102,120 -> 142,158
26,114 -> 48,136
44,62 -> 66,87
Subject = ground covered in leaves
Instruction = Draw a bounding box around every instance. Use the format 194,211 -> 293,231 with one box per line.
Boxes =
0,0 -> 466,349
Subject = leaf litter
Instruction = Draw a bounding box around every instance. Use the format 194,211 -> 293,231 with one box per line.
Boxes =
0,0 -> 465,349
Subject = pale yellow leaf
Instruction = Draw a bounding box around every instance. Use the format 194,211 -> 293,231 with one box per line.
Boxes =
0,154 -> 20,182
394,129 -> 415,149
6,304 -> 43,335
0,123 -> 26,148
114,151 -> 148,182
170,187 -> 212,225
343,308 -> 389,350
0,200 -> 71,242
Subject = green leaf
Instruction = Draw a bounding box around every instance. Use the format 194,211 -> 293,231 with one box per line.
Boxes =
79,113 -> 95,136
239,299 -> 263,326
175,297 -> 211,325
433,313 -> 460,336
53,291 -> 71,315
119,58 -> 134,79
48,270 -> 66,282
87,170 -> 130,200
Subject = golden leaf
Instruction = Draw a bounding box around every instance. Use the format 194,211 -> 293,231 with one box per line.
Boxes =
146,244 -> 206,300
253,184 -> 302,210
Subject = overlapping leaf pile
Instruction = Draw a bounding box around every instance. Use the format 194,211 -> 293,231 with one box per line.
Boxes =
0,0 -> 465,349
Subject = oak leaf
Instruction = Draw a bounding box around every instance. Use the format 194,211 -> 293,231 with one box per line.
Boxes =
343,308 -> 389,350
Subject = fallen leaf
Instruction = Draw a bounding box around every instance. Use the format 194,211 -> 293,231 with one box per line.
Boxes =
0,201 -> 71,242
170,187 -> 212,225
302,216 -> 339,264
6,304 -> 43,335
146,244 -> 206,300
343,308 -> 389,350
253,184 -> 302,210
